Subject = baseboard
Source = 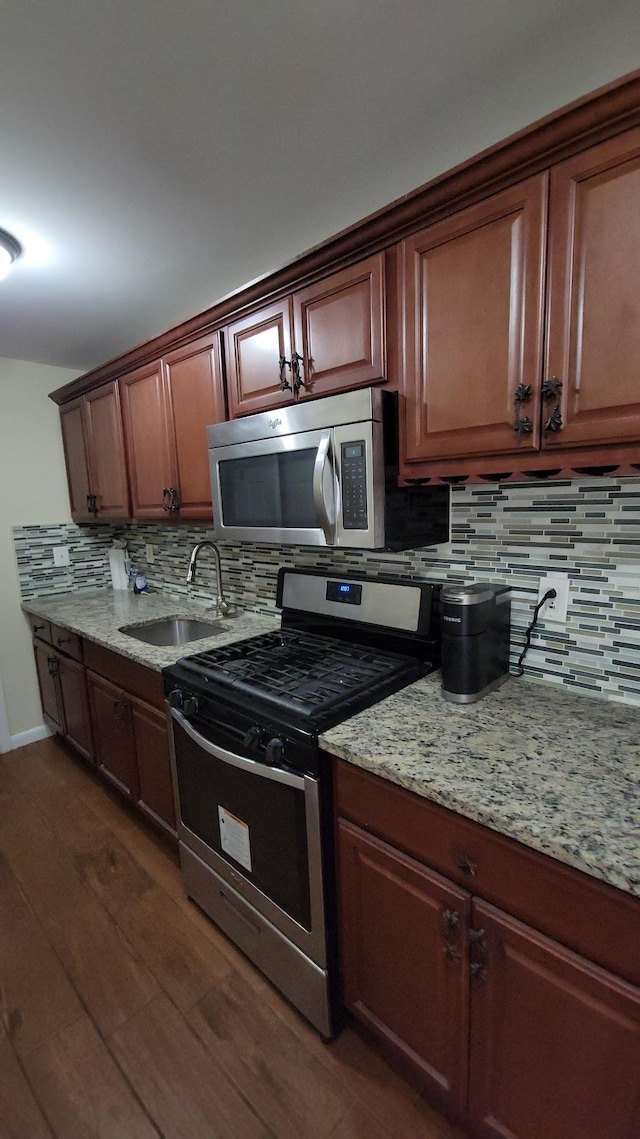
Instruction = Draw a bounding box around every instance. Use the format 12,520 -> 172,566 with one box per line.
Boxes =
8,723 -> 54,752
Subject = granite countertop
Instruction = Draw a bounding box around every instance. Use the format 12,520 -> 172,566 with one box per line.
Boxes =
320,673 -> 640,899
22,589 -> 278,670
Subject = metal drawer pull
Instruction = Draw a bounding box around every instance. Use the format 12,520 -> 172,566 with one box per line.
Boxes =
469,927 -> 487,981
441,907 -> 462,963
454,852 -> 477,877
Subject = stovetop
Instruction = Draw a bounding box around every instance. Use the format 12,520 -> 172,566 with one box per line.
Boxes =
172,626 -> 431,731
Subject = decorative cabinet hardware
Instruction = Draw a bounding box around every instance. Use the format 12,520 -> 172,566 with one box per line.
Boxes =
87,493 -> 98,515
57,636 -> 71,645
542,376 -> 563,433
279,355 -> 292,392
514,383 -> 533,437
469,926 -> 487,981
291,351 -> 306,395
47,654 -> 59,677
33,623 -> 45,633
455,852 -> 478,877
114,698 -> 131,727
162,486 -> 180,512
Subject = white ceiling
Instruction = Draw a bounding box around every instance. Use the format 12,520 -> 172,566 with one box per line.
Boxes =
1,0 -> 639,374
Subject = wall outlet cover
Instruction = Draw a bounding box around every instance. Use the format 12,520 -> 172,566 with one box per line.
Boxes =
537,573 -> 570,623
53,546 -> 71,567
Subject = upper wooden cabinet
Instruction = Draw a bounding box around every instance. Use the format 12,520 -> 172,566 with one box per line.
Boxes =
402,175 -> 547,465
544,127 -> 640,451
225,254 -> 386,417
59,381 -> 129,523
119,333 -> 225,521
402,125 -> 640,478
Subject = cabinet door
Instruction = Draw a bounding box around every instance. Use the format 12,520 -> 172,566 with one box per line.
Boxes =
338,819 -> 470,1113
57,655 -> 93,763
468,899 -> 640,1139
130,695 -> 176,837
59,399 -> 93,523
225,300 -> 294,417
86,671 -> 138,799
164,334 -> 226,521
33,641 -> 64,733
83,381 -> 129,519
402,175 -> 547,464
120,362 -> 175,520
293,254 -> 386,399
544,127 -> 640,451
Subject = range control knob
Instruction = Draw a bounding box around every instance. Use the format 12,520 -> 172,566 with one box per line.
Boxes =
168,689 -> 184,709
243,725 -> 263,752
183,695 -> 199,717
265,737 -> 285,766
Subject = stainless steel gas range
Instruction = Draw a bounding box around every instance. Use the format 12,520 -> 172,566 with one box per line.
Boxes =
163,568 -> 442,1038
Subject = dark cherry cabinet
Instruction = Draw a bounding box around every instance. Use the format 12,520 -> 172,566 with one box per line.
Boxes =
469,900 -> 640,1139
338,819 -> 470,1114
402,175 -> 548,466
59,381 -> 129,522
120,334 -> 225,521
57,654 -> 93,762
86,667 -> 175,839
163,334 -> 226,520
86,671 -> 139,798
33,639 -> 65,733
335,760 -> 640,1138
225,254 -> 387,417
544,126 -> 640,452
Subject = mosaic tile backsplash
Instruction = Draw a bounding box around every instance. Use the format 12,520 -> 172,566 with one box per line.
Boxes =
12,477 -> 640,706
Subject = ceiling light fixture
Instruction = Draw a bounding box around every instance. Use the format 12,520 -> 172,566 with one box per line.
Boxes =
0,228 -> 23,280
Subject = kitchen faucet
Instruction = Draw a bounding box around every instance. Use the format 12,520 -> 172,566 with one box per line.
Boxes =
186,541 -> 234,616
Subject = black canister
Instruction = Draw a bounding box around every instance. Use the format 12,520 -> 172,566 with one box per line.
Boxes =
440,583 -> 511,703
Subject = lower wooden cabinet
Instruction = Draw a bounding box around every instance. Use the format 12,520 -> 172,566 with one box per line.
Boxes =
57,653 -> 93,762
86,669 -> 176,838
338,820 -> 470,1113
336,763 -> 640,1138
33,639 -> 65,733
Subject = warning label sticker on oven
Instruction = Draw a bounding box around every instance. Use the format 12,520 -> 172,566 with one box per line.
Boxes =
218,806 -> 252,872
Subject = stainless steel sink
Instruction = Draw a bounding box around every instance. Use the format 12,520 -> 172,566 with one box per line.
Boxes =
119,617 -> 223,646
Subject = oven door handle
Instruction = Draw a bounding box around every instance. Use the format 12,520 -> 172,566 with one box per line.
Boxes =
312,431 -> 335,546
170,708 -> 307,790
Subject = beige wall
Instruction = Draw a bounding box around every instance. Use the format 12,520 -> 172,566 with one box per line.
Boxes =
0,357 -> 78,742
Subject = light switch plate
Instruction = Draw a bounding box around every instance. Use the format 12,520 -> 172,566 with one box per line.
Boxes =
53,546 -> 71,567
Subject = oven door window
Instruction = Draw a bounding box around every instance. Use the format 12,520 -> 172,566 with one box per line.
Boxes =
173,719 -> 312,930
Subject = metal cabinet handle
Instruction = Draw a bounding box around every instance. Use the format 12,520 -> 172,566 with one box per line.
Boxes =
469,927 -> 487,981
542,376 -> 563,433
33,623 -> 45,633
87,493 -> 98,515
514,383 -> 533,437
454,852 -> 477,877
441,907 -> 462,963
291,351 -> 306,395
279,355 -> 292,392
47,654 -> 59,677
312,432 -> 335,546
162,487 -> 180,512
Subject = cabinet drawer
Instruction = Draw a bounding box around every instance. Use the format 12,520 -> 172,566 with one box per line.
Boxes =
28,616 -> 52,643
83,640 -> 164,711
50,623 -> 83,661
334,758 -> 640,986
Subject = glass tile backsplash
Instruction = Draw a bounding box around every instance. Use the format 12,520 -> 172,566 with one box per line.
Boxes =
13,477 -> 640,706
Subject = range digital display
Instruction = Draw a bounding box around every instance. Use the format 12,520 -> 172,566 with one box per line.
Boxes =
326,581 -> 363,606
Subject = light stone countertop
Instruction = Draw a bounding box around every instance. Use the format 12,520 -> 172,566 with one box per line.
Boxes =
320,673 -> 640,898
22,589 -> 278,671
23,590 -> 640,898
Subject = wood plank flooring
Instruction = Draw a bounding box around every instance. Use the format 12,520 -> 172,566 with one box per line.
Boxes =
0,738 -> 468,1138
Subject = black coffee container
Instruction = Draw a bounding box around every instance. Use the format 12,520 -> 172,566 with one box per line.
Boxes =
440,583 -> 511,703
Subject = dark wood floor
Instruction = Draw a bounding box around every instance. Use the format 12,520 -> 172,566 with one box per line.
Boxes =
0,737 -> 467,1138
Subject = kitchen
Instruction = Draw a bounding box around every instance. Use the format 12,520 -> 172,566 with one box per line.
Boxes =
1,4 -> 640,1137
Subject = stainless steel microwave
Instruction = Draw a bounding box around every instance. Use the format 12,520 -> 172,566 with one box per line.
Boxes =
208,388 -> 450,550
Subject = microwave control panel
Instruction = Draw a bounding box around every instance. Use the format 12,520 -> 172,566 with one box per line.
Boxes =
341,441 -> 368,529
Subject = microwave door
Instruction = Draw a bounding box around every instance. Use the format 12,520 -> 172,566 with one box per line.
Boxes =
211,428 -> 337,546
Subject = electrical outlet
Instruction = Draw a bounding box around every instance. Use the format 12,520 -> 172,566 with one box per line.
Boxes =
536,573 -> 570,623
145,544 -> 155,563
53,546 -> 70,567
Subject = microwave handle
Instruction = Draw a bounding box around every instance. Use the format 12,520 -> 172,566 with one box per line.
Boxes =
312,432 -> 335,545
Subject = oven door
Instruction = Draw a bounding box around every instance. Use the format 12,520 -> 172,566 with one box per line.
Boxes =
169,708 -> 327,968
